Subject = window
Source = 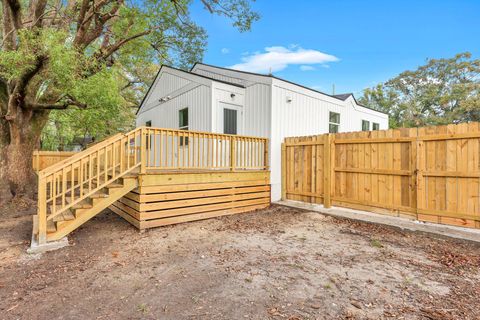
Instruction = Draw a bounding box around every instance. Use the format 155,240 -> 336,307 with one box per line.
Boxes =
145,120 -> 152,127
329,112 -> 340,133
224,109 -> 237,135
179,108 -> 188,146
362,120 -> 370,131
372,122 -> 380,130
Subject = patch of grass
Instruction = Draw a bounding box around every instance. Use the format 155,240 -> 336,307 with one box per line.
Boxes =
137,303 -> 148,314
370,239 -> 384,248
245,277 -> 253,283
323,283 -> 332,290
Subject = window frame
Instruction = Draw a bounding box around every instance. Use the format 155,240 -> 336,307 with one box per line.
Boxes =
223,108 -> 238,135
145,120 -> 152,127
362,120 -> 370,131
329,111 -> 340,133
179,108 -> 189,146
372,122 -> 380,131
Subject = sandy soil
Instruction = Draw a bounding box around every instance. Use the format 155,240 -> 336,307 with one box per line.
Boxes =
0,203 -> 479,320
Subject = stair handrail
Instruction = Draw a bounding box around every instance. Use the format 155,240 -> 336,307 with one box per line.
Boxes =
38,132 -> 124,177
37,127 -> 145,244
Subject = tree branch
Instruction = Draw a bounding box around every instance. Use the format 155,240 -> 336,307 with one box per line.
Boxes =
96,28 -> 156,62
27,95 -> 87,110
27,0 -> 48,27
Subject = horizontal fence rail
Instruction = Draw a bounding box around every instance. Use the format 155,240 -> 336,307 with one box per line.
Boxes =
33,151 -> 77,172
282,122 -> 480,229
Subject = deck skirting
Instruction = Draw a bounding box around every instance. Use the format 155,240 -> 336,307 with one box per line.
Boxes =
110,171 -> 270,229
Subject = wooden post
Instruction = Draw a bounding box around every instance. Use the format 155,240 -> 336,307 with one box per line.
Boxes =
230,136 -> 236,171
140,127 -> 146,174
37,176 -> 47,244
264,139 -> 269,170
281,142 -> 286,200
323,134 -> 332,208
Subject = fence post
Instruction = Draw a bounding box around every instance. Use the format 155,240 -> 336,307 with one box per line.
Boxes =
37,175 -> 47,244
230,136 -> 236,171
140,127 -> 146,174
415,132 -> 424,221
281,142 -> 286,200
323,134 -> 332,208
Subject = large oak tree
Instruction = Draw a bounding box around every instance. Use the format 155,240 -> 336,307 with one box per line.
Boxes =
0,0 -> 259,203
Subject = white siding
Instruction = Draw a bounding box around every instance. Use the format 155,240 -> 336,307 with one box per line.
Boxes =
136,84 -> 212,132
140,71 -> 192,113
269,78 -> 389,201
244,84 -> 271,138
212,82 -> 246,133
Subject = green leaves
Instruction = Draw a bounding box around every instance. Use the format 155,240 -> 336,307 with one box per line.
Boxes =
1,0 -> 259,151
360,53 -> 480,128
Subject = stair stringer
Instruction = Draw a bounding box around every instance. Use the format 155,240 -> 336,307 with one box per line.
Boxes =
47,177 -> 138,242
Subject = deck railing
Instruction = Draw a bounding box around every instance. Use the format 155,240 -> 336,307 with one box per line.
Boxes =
37,127 -> 269,244
143,128 -> 269,171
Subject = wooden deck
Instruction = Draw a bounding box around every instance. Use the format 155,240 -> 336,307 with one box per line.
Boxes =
110,170 -> 270,229
34,127 -> 270,246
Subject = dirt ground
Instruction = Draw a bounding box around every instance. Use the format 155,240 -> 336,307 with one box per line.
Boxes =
1,203 -> 480,320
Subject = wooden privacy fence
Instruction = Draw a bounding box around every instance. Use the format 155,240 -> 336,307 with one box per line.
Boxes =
282,122 -> 480,229
33,151 -> 78,172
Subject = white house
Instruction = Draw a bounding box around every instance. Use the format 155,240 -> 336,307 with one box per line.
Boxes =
136,63 -> 389,201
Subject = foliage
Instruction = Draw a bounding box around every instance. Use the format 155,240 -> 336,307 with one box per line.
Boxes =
0,0 -> 259,148
359,53 -> 480,128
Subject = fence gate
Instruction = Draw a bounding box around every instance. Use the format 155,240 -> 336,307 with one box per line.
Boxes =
282,122 -> 480,229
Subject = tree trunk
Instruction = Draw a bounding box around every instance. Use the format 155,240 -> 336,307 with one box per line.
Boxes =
0,82 -> 10,205
0,98 -> 49,203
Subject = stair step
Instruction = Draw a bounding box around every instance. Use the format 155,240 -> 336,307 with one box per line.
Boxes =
89,192 -> 109,199
106,183 -> 124,189
66,198 -> 93,210
47,220 -> 57,233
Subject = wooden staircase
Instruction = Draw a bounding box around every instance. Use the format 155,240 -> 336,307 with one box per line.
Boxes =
33,127 -> 145,246
37,175 -> 138,242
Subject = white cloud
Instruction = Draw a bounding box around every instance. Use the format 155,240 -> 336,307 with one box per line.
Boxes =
228,46 -> 339,73
300,65 -> 316,71
221,48 -> 230,54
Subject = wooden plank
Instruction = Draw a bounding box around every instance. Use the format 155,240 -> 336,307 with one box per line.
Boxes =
323,134 -> 331,207
333,167 -> 412,176
140,203 -> 270,229
138,179 -> 270,194
132,185 -> 271,203
281,143 -> 286,200
109,204 -> 141,229
334,137 -> 415,144
140,191 -> 271,211
138,198 -> 270,221
140,171 -> 269,186
332,196 -> 416,214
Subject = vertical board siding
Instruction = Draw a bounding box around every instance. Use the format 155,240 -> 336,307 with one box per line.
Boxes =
283,122 -> 480,229
137,85 -> 212,132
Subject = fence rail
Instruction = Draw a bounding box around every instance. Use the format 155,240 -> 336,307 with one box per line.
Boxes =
282,122 -> 480,229
33,151 -> 78,172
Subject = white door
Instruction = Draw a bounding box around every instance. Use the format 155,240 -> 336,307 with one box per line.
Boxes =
217,102 -> 243,135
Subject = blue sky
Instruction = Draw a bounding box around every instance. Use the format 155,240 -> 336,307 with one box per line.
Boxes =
190,0 -> 479,96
